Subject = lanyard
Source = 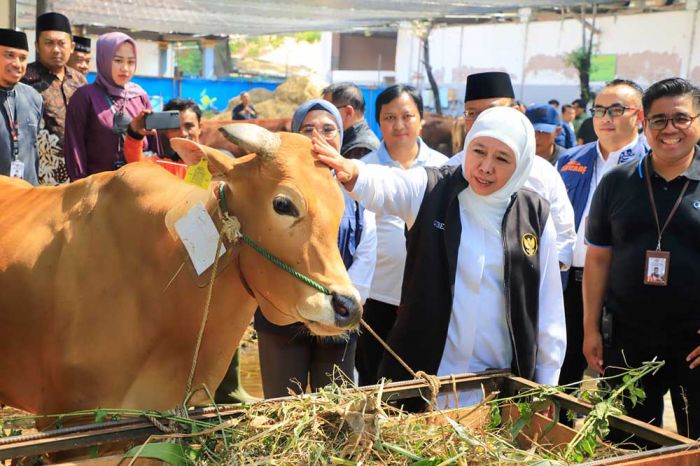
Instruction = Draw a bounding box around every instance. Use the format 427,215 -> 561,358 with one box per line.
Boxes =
2,95 -> 19,161
643,155 -> 689,251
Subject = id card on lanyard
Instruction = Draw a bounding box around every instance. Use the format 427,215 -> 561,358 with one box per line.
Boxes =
3,96 -> 24,179
643,155 -> 689,286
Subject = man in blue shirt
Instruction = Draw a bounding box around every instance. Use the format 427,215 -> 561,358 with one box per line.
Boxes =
0,29 -> 42,185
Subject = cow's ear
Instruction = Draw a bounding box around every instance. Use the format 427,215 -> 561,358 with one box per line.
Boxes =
170,138 -> 236,178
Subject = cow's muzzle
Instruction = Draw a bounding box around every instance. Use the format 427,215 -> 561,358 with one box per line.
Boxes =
331,291 -> 362,328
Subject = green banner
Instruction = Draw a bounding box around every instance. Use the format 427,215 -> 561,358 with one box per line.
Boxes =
590,54 -> 617,82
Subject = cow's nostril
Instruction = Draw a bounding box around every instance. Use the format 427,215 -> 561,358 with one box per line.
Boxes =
331,292 -> 350,317
331,292 -> 361,328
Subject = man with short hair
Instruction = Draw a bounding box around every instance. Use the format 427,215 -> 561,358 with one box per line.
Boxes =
447,72 -> 576,270
571,98 -> 589,134
125,98 -> 203,177
0,29 -> 42,185
526,104 -> 566,165
323,82 -> 379,159
557,79 -> 648,416
583,77 -> 700,442
548,98 -> 560,109
67,35 -> 91,76
555,104 -> 576,149
22,12 -> 86,185
231,91 -> 257,120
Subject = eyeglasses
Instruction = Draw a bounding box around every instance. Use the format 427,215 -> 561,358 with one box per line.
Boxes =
645,114 -> 700,131
299,126 -> 338,140
463,110 -> 480,120
590,104 -> 637,118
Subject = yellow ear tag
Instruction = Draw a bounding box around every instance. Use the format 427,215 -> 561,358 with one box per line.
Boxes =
184,158 -> 212,189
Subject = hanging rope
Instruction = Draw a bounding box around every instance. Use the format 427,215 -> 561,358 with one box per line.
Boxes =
360,319 -> 441,407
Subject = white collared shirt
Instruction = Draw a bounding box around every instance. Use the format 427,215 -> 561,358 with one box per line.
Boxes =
445,151 -> 576,269
571,136 -> 638,268
361,139 -> 447,305
350,161 -> 566,407
347,207 -> 376,304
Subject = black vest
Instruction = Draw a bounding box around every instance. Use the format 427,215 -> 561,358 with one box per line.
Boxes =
378,165 -> 550,388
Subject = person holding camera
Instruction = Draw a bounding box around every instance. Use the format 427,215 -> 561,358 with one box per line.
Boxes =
64,32 -> 154,181
123,98 -> 202,178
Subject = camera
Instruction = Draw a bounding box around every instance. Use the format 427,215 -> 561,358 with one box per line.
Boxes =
145,111 -> 180,131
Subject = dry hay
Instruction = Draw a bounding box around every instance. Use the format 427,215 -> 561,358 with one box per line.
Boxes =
213,88 -> 275,121
1,364 -> 661,465
208,75 -> 328,121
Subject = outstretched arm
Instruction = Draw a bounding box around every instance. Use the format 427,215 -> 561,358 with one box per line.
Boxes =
312,133 -> 427,228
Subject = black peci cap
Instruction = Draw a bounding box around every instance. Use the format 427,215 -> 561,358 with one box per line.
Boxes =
73,35 -> 91,53
464,71 -> 515,102
0,29 -> 29,51
36,12 -> 72,35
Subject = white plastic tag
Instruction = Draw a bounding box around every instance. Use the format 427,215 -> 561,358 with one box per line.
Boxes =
10,160 -> 24,179
174,202 -> 226,276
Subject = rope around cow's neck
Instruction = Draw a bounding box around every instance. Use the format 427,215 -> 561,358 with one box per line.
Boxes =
217,183 -> 331,296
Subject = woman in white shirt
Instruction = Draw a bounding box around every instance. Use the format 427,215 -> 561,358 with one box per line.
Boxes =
313,106 -> 566,409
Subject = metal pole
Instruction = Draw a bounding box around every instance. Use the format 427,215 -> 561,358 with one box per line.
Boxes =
9,0 -> 16,29
37,0 -> 52,15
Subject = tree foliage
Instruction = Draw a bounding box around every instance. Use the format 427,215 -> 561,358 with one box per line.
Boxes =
565,4 -> 598,104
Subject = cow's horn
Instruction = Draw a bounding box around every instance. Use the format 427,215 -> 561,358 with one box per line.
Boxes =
219,123 -> 281,160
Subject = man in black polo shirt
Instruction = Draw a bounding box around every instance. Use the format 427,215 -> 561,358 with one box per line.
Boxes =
583,77 -> 700,442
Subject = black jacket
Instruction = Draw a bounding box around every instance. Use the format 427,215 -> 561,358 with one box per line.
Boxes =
378,165 -> 550,406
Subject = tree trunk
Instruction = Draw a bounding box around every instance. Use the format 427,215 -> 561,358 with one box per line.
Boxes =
421,28 -> 442,115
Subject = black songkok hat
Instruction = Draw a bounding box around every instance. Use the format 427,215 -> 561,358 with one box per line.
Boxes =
464,71 -> 515,102
0,29 -> 29,51
36,12 -> 72,35
73,35 -> 91,53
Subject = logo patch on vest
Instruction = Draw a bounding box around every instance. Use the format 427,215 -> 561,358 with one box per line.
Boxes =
522,233 -> 538,256
433,220 -> 445,230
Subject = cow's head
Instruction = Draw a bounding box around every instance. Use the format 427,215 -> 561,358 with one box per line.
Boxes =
171,125 -> 361,336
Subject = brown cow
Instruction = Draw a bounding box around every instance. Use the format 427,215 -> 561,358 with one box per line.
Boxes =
0,124 -> 360,415
420,112 -> 455,156
199,118 -> 292,157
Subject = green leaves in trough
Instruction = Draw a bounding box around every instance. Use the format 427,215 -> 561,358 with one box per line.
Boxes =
123,442 -> 190,466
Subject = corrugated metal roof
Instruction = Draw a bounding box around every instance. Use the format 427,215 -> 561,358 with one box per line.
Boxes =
16,0 -> 618,36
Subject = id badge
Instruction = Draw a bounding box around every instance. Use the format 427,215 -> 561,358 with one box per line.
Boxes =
644,250 -> 670,286
10,160 -> 24,179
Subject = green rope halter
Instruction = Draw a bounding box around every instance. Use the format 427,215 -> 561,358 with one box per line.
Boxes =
218,183 -> 331,296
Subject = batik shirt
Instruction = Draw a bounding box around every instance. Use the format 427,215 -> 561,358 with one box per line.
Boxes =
22,62 -> 86,185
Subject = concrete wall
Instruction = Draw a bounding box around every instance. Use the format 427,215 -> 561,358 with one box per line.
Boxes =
395,8 -> 700,109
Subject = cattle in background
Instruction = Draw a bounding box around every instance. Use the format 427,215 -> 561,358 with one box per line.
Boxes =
420,112 -> 455,157
0,124 -> 360,415
451,116 -> 467,154
199,118 -> 292,156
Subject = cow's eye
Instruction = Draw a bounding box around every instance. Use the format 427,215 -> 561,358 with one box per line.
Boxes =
272,195 -> 299,217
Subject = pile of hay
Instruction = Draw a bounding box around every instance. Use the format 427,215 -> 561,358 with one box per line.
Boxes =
215,75 -> 328,120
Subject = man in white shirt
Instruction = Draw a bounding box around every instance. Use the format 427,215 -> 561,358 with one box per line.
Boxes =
557,79 -> 648,423
446,72 -> 575,270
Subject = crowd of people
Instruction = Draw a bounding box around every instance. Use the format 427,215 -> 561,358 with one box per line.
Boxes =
0,11 -> 699,445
